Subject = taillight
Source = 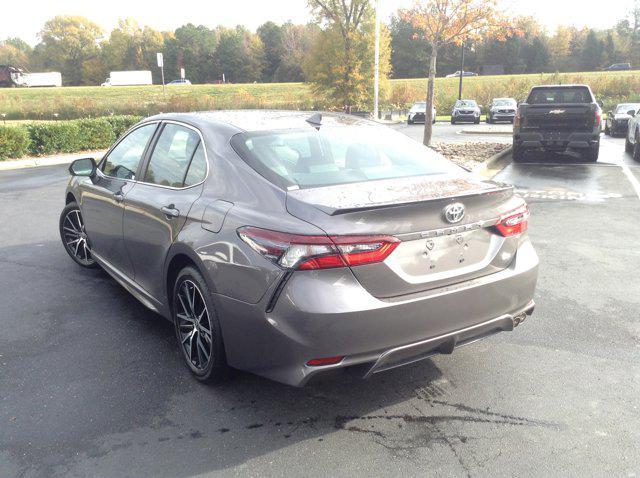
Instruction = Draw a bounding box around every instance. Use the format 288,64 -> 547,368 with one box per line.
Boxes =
514,111 -> 521,129
494,203 -> 529,237
238,226 -> 399,270
595,109 -> 602,127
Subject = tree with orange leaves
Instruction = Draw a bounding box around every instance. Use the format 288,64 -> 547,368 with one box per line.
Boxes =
402,0 -> 512,146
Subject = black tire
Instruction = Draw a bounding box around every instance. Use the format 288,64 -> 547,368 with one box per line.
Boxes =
634,139 -> 640,162
585,142 -> 600,162
474,118 -> 480,124
625,135 -> 634,153
432,117 -> 436,124
173,266 -> 228,383
512,144 -> 525,162
59,202 -> 97,268
407,119 -> 413,125
451,119 -> 456,125
604,122 -> 610,135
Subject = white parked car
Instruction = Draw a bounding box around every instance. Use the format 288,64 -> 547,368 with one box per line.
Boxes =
446,71 -> 478,78
407,102 -> 437,125
625,108 -> 640,161
168,79 -> 192,86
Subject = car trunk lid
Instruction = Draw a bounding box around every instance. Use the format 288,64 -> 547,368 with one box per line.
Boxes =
286,174 -> 521,298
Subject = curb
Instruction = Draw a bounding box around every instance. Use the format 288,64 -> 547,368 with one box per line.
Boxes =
460,128 -> 513,135
0,150 -> 106,171
473,146 -> 513,179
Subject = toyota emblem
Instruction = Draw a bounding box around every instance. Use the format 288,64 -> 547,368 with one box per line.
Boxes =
443,203 -> 465,224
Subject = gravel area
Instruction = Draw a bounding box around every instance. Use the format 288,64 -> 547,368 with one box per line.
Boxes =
431,142 -> 510,170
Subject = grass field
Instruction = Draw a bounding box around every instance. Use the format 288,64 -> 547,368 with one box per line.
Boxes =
1,70 -> 639,120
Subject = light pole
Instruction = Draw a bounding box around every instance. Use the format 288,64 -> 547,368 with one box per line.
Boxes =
373,0 -> 380,120
458,43 -> 465,100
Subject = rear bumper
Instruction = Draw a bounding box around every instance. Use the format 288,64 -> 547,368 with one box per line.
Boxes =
515,130 -> 600,150
214,239 -> 539,387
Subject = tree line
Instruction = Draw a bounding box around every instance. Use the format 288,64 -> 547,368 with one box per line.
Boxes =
0,1 -> 638,111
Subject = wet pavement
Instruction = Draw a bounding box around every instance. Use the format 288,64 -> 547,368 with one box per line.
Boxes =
1,132 -> 639,477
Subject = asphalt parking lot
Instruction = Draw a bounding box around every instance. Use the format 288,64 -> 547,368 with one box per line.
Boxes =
1,127 -> 639,477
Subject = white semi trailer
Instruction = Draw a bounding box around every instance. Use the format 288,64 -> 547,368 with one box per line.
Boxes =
101,70 -> 153,86
18,72 -> 62,87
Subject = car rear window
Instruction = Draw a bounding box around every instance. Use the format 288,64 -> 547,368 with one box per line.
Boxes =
527,87 -> 592,104
231,126 -> 459,190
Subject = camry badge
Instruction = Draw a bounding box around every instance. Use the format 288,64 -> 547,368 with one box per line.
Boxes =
443,203 -> 465,224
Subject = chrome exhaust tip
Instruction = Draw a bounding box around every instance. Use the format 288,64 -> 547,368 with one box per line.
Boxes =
512,312 -> 527,327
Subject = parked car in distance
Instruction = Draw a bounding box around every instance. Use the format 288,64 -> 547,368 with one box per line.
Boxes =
59,110 -> 538,387
407,101 -> 436,124
513,84 -> 602,162
625,108 -> 640,161
604,63 -> 631,71
451,99 -> 481,124
487,98 -> 517,124
604,103 -> 640,136
446,71 -> 478,78
102,70 -> 153,86
168,79 -> 192,86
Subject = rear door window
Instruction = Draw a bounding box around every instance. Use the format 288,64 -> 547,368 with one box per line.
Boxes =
144,123 -> 201,187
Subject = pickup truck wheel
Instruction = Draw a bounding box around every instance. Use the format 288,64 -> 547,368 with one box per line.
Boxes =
625,135 -> 634,153
512,144 -> 525,162
585,143 -> 600,163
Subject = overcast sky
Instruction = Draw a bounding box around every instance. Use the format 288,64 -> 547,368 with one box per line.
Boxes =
2,0 -> 635,45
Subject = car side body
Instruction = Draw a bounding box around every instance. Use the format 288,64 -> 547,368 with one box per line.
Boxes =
62,111 -> 538,387
625,108 -> 640,160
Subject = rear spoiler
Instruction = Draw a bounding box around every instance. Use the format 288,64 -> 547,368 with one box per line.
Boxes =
287,176 -> 513,216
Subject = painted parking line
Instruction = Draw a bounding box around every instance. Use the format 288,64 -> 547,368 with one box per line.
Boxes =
615,159 -> 640,200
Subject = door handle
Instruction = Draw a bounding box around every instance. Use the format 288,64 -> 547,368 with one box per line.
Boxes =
161,205 -> 180,218
114,191 -> 124,203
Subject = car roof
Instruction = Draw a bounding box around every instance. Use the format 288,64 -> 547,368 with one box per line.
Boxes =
144,110 -> 377,133
530,84 -> 591,89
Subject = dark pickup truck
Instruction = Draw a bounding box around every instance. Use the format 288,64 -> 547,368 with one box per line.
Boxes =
513,84 -> 602,162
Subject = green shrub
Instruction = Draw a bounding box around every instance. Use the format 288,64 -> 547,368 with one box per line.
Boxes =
104,115 -> 143,139
26,122 -> 81,155
0,126 -> 31,160
74,118 -> 115,150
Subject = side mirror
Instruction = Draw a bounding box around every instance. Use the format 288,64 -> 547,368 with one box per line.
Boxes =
628,110 -> 636,117
69,157 -> 96,177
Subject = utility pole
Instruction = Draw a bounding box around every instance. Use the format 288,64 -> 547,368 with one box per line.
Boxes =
458,43 -> 465,100
373,0 -> 380,120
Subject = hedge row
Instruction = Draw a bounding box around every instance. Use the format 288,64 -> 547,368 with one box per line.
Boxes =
0,115 -> 142,160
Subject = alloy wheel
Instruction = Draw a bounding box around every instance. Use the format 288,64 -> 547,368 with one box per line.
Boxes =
62,209 -> 94,266
175,280 -> 213,371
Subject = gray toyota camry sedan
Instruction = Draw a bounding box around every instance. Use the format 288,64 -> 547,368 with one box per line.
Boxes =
60,111 -> 538,386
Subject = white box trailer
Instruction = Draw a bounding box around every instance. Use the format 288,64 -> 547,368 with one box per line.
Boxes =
101,70 -> 153,86
20,72 -> 62,87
